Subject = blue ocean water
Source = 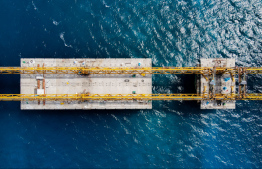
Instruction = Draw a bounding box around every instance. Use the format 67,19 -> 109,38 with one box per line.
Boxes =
0,0 -> 262,168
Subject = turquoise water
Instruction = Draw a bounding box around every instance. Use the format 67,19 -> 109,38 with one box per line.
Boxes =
0,0 -> 262,168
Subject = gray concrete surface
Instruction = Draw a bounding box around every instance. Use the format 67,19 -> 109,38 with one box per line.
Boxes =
20,58 -> 152,110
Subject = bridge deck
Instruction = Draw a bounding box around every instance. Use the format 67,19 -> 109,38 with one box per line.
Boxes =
200,58 -> 236,109
20,58 -> 152,110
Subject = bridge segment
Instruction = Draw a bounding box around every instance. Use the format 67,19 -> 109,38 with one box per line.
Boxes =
0,58 -> 260,109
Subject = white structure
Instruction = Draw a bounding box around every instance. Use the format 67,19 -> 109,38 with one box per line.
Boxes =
199,58 -> 236,109
20,58 -> 152,110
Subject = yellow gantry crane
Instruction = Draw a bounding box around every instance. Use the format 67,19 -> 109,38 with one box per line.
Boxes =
0,66 -> 262,101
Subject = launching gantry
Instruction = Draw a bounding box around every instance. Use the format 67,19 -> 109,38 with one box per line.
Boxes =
0,66 -> 262,74
1,93 -> 262,101
0,58 -> 261,110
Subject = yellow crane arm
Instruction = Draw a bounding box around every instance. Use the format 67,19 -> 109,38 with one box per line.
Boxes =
0,93 -> 262,101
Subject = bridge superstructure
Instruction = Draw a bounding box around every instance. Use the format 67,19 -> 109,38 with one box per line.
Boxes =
0,93 -> 262,101
0,66 -> 261,74
0,58 -> 261,110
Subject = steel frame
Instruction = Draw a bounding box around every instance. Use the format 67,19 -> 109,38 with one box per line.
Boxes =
0,67 -> 262,74
1,93 -> 262,101
1,66 -> 262,101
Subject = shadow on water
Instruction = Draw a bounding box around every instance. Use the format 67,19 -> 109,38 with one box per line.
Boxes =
0,73 -> 215,116
159,74 -> 215,115
176,74 -> 199,108
20,109 -> 140,116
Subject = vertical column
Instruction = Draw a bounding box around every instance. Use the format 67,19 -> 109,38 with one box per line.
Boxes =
37,64 -> 40,105
43,63 -> 46,106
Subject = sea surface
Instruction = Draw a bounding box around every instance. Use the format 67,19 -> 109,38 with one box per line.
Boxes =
0,0 -> 262,168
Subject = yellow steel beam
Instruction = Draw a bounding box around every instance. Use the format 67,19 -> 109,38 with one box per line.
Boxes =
242,93 -> 262,100
246,67 -> 262,74
0,67 -> 262,74
0,67 -> 209,74
0,94 -> 203,101
1,93 -> 262,101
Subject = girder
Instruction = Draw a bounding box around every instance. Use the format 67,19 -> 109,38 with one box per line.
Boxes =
0,93 -> 262,101
1,66 -> 262,102
0,67 -> 261,74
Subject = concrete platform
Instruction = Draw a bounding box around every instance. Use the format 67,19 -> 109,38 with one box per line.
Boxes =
20,58 -> 152,110
200,58 -> 236,109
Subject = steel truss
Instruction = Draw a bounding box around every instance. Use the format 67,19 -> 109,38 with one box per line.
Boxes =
0,93 -> 262,101
0,67 -> 262,74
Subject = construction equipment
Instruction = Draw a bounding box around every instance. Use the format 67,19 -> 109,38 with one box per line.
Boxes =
1,57 -> 262,111
0,66 -> 262,74
1,93 -> 262,101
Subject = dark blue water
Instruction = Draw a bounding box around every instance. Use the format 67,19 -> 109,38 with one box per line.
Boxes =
0,0 -> 262,168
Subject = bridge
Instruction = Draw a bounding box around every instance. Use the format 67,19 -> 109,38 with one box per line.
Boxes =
0,58 -> 261,110
0,67 -> 261,100
0,66 -> 262,74
0,93 -> 262,101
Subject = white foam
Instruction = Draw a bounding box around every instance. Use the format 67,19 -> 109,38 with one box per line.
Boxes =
52,20 -> 60,26
59,32 -> 73,48
32,1 -> 37,10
